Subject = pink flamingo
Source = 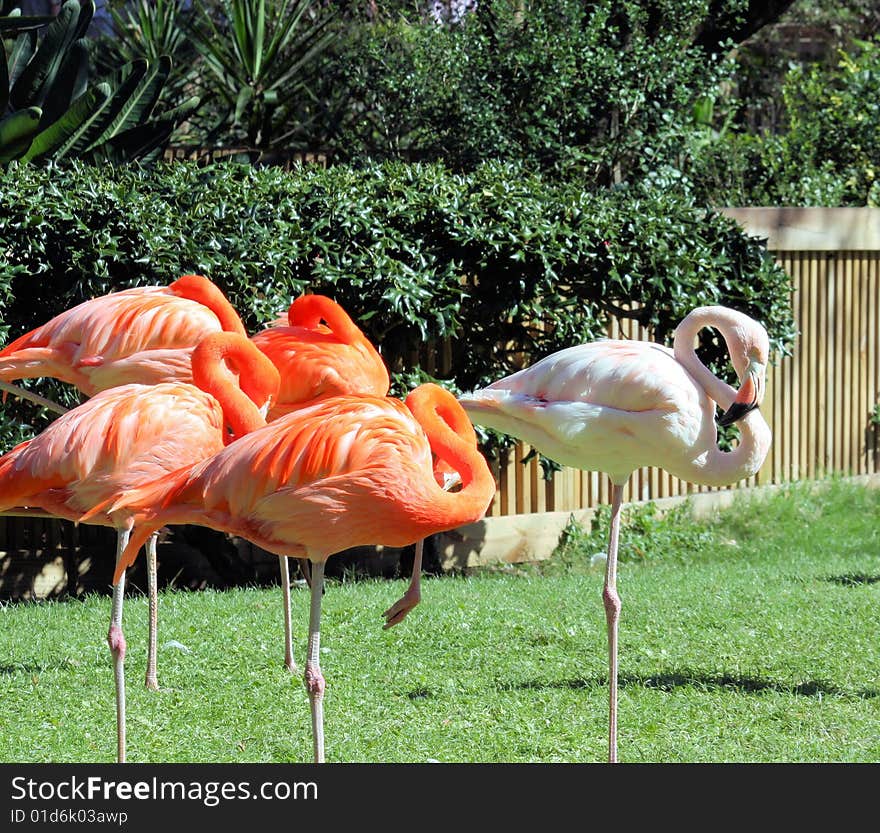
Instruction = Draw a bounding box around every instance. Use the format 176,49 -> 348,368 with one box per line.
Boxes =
106,384 -> 496,762
251,293 -> 391,670
0,274 -> 247,397
0,274 -> 249,689
458,306 -> 772,762
0,333 -> 279,761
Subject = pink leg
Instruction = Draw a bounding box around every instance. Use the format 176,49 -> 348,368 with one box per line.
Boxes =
0,380 -> 68,415
108,528 -> 130,763
603,482 -> 624,764
382,539 -> 423,628
304,559 -> 326,763
144,533 -> 159,691
279,556 -> 296,673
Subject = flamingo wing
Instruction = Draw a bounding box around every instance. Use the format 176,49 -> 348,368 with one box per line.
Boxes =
0,289 -> 229,395
0,383 -> 225,520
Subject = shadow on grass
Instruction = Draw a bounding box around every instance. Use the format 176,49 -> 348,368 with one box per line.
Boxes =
0,663 -> 48,675
824,573 -> 880,587
496,670 -> 880,700
0,657 -> 93,675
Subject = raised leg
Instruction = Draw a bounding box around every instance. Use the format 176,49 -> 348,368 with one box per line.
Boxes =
144,533 -> 159,691
279,556 -> 296,673
382,539 -> 423,628
108,528 -> 131,764
603,482 -> 624,764
304,559 -> 326,764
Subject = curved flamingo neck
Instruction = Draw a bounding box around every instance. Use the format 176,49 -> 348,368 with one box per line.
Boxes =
689,409 -> 772,486
672,306 -> 743,412
288,295 -> 364,345
191,333 -> 279,441
170,275 -> 248,338
672,307 -> 771,486
406,384 -> 495,520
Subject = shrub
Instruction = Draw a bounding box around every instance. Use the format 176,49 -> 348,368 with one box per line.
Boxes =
690,36 -> 880,206
319,0 -> 734,182
0,159 -> 795,445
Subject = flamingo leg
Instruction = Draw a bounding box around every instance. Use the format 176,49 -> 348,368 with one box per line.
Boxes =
279,556 -> 297,673
144,532 -> 159,691
382,539 -> 423,628
108,528 -> 130,764
0,380 -> 68,415
603,482 -> 624,764
304,559 -> 326,763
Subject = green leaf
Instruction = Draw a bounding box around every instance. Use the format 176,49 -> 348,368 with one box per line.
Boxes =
87,118 -> 175,165
67,60 -> 149,156
38,38 -> 89,129
9,1 -> 82,109
7,29 -> 37,90
0,13 -> 53,33
20,82 -> 113,163
0,106 -> 42,164
0,36 -> 7,114
101,56 -> 172,140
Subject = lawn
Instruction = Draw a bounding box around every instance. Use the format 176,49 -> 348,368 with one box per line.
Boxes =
0,479 -> 878,763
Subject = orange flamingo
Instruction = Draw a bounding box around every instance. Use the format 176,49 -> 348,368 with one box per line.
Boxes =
108,384 -> 496,763
252,293 -> 390,420
0,273 -> 249,689
1,285 -> 392,680
459,306 -> 772,762
0,333 -> 279,762
0,274 -> 247,397
252,293 -> 391,669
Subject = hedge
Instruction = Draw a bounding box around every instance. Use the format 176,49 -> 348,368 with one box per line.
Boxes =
0,159 -> 795,447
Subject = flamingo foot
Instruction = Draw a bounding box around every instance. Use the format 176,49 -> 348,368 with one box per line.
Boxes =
382,586 -> 421,629
144,673 -> 159,691
285,651 -> 298,675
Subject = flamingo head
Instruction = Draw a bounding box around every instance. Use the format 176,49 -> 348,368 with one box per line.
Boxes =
717,319 -> 769,427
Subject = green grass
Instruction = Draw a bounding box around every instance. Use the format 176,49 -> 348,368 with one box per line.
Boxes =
1,479 -> 878,763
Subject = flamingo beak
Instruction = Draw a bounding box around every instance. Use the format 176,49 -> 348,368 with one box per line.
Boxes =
259,397 -> 273,421
717,360 -> 765,427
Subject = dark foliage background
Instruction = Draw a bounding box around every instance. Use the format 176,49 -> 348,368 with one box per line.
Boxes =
0,159 -> 795,448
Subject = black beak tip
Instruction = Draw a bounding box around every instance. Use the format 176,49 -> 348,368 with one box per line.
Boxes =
716,401 -> 757,427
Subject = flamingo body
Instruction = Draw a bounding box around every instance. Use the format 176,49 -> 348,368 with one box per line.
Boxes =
0,383 -> 227,524
251,294 -> 389,419
459,306 -> 773,763
113,389 -> 493,577
0,276 -> 246,396
460,340 -> 731,485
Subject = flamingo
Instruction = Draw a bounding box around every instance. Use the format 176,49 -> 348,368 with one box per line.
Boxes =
0,274 -> 248,397
106,383 -> 497,763
0,333 -> 280,762
0,284 -> 390,681
0,273 -> 248,688
252,293 -> 390,420
458,306 -> 772,763
251,293 -> 391,671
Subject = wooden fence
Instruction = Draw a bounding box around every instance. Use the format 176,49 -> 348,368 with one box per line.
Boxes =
1,208 -> 878,594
